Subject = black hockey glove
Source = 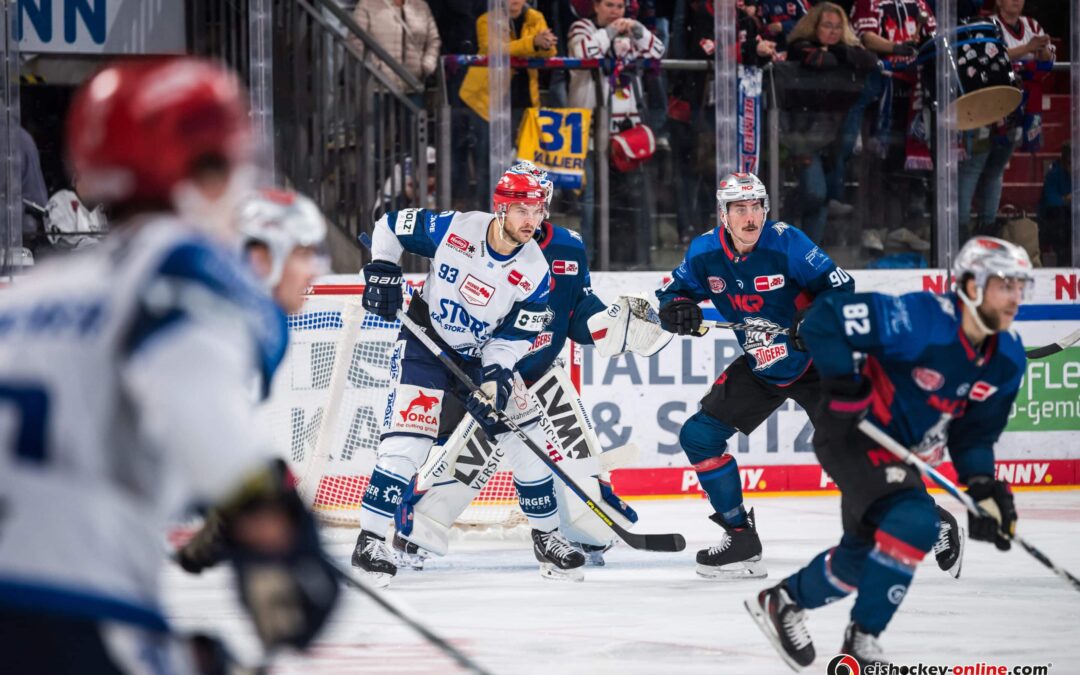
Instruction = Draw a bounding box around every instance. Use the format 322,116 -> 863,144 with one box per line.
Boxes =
891,41 -> 918,57
789,306 -> 812,352
966,475 -> 1017,551
465,364 -> 514,425
222,460 -> 341,650
175,509 -> 228,575
814,376 -> 872,445
362,259 -> 404,320
658,297 -> 703,336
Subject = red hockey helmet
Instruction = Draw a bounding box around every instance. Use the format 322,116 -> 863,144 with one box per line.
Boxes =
65,57 -> 252,205
491,171 -> 546,215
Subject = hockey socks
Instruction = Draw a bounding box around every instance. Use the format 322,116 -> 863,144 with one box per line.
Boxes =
784,534 -> 869,610
360,466 -> 411,535
851,530 -> 927,635
515,475 -> 560,531
680,412 -> 746,526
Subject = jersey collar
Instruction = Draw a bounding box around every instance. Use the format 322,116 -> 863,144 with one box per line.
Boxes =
953,295 -> 1000,366
719,226 -> 755,262
536,221 -> 554,249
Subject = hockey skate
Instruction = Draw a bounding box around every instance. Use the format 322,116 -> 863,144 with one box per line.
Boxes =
351,530 -> 397,587
532,529 -> 586,582
934,506 -> 965,579
570,540 -> 614,567
745,582 -> 815,671
840,622 -> 889,668
696,508 -> 766,579
393,532 -> 430,571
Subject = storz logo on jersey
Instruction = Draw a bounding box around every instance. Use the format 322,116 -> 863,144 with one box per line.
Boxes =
394,208 -> 419,235
516,308 -> 552,333
446,233 -> 476,257
552,260 -> 579,275
459,274 -> 494,307
507,269 -> 534,293
754,274 -> 785,292
912,367 -> 945,392
969,381 -> 999,402
434,299 -> 491,339
708,276 -> 726,293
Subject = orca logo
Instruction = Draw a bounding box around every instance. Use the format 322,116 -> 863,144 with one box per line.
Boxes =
827,653 -> 861,675
399,391 -> 440,425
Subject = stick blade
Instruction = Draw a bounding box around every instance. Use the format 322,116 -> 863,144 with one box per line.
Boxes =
637,532 -> 686,552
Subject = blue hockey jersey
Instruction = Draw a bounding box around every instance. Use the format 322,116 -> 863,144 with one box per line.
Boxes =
517,221 -> 606,383
657,220 -> 853,385
800,291 -> 1027,483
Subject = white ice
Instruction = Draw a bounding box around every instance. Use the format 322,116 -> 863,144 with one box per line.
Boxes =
163,491 -> 1080,674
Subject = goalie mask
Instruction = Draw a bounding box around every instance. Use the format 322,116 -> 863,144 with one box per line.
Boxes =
952,236 -> 1034,334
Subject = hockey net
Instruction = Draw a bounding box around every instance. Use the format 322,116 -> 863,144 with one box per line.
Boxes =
258,284 -> 526,530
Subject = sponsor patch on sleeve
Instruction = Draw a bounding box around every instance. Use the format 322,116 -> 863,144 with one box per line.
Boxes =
394,208 -> 419,236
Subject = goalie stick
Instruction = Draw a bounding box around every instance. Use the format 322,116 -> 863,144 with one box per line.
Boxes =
857,419 -> 1080,593
330,561 -> 494,675
396,308 -> 685,553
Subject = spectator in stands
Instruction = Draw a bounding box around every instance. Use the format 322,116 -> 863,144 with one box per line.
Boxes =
957,0 -> 1055,237
347,0 -> 441,99
372,145 -> 438,221
19,126 -> 48,255
760,0 -> 810,52
568,0 -> 665,265
851,0 -> 936,252
1038,143 -> 1071,266
427,0 -> 484,56
458,0 -> 558,207
786,2 -> 878,245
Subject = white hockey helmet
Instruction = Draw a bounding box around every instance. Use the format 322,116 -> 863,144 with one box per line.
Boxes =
952,236 -> 1034,328
237,188 -> 329,289
716,172 -> 769,226
508,160 -> 554,212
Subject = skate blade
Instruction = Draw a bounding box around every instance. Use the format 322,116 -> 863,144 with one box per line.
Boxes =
696,556 -> 768,580
743,599 -> 808,673
349,566 -> 394,589
395,553 -> 428,572
539,563 -> 585,582
584,552 -> 607,567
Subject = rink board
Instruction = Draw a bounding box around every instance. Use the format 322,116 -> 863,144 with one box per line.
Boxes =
312,268 -> 1080,493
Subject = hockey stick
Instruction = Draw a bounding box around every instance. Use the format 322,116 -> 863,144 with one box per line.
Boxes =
329,561 -> 494,675
857,420 -> 1080,593
396,308 -> 685,553
700,319 -> 790,336
1025,327 -> 1080,359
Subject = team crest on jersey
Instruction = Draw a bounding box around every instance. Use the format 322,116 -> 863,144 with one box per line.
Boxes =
741,317 -> 789,371
969,381 -> 999,402
708,276 -> 726,293
445,233 -> 476,257
552,260 -> 579,275
912,367 -> 945,392
771,222 -> 789,235
754,274 -> 785,292
459,275 -> 494,306
507,269 -> 534,293
528,331 -> 553,353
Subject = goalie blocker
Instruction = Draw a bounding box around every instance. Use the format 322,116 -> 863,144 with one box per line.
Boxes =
396,296 -> 669,558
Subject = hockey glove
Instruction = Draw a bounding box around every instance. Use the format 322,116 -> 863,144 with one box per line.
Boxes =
892,41 -> 918,57
222,460 -> 341,650
815,377 -> 872,444
658,297 -> 703,336
966,476 -> 1016,551
789,306 -> 812,352
362,259 -> 404,320
175,509 -> 228,575
465,364 -> 514,425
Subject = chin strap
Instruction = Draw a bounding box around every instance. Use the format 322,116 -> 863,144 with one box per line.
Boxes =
494,209 -> 525,248
957,285 -> 995,337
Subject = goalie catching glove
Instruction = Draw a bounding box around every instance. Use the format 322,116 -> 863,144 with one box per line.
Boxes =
588,296 -> 674,357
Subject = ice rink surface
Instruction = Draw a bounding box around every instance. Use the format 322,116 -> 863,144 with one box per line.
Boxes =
164,490 -> 1080,674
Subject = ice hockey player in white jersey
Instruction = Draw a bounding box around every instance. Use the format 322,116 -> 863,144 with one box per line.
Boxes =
0,58 -> 339,674
354,170 -> 588,583
175,187 -> 330,575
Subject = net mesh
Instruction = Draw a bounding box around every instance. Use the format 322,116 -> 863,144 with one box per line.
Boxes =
259,290 -> 524,528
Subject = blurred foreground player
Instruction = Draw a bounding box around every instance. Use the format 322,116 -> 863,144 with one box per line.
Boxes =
0,59 -> 339,674
747,237 -> 1031,669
